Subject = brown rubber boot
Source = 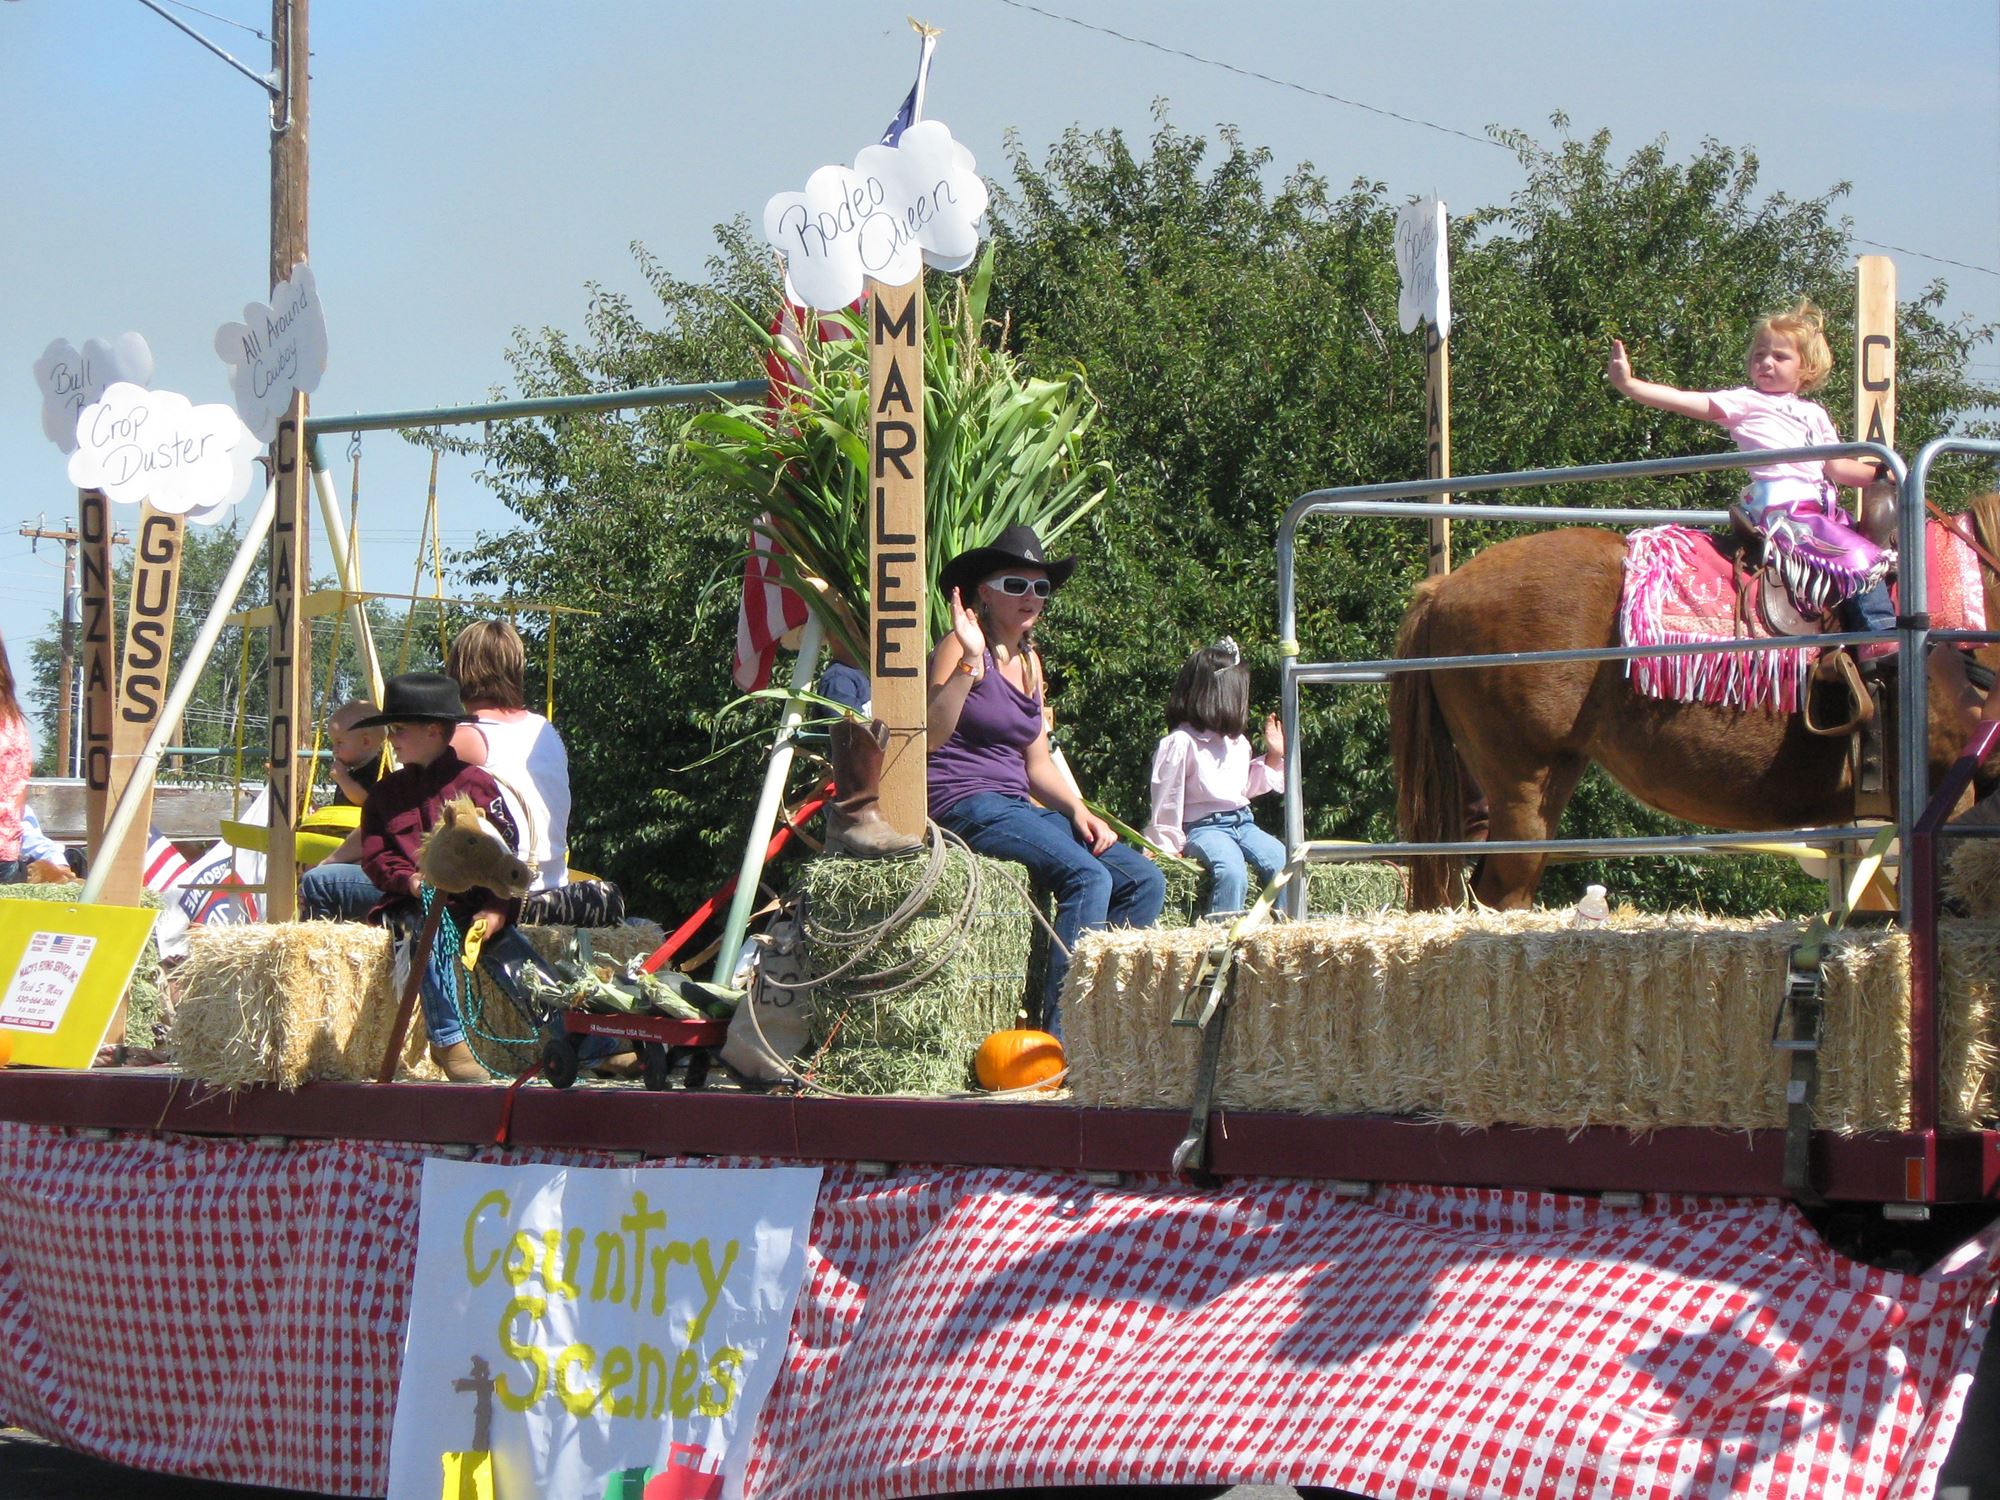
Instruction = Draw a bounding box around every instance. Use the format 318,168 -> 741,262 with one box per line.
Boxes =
429,1041 -> 487,1083
827,718 -> 921,858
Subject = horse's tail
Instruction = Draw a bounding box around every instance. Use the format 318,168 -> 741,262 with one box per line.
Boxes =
1391,578 -> 1466,910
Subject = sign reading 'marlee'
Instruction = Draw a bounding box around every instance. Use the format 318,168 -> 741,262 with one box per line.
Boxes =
764,118 -> 988,837
386,1160 -> 820,1500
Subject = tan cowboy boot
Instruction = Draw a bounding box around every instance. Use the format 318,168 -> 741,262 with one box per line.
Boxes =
827,718 -> 921,858
429,1041 -> 487,1083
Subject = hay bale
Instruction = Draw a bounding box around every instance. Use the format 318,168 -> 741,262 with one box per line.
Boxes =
1062,909 -> 1992,1134
791,848 -> 1032,1096
0,886 -> 168,1047
171,919 -> 664,1088
1159,858 -> 1405,925
1944,837 -> 2000,917
172,922 -> 405,1089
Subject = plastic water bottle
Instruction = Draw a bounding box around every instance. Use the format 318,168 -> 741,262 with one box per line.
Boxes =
1573,883 -> 1610,928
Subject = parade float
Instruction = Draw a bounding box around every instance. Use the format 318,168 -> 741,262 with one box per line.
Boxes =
1,17 -> 1997,1500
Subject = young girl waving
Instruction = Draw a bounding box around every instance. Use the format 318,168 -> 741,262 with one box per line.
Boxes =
1146,639 -> 1288,916
1608,300 -> 1895,653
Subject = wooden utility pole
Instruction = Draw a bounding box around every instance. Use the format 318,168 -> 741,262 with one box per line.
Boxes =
264,0 -> 310,921
22,522 -> 80,777
866,277 -> 927,839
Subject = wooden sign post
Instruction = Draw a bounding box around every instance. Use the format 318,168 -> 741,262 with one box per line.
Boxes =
100,503 -> 184,908
265,389 -> 311,922
1855,255 -> 1896,462
866,277 -> 928,840
1424,324 -> 1453,576
78,489 -> 117,857
1395,197 -> 1453,576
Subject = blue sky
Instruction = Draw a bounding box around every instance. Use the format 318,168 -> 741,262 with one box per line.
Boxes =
3,0 -> 1996,753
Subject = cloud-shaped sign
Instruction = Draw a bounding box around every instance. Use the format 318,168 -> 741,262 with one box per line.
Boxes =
32,333 -> 155,454
214,261 -> 328,443
763,119 -> 989,310
1394,197 -> 1450,336
66,383 -> 257,518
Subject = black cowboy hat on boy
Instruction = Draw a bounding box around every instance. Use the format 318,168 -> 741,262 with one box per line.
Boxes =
350,673 -> 476,729
938,523 -> 1078,603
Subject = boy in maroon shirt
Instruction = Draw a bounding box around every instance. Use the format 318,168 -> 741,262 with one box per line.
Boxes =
353,674 -> 540,1082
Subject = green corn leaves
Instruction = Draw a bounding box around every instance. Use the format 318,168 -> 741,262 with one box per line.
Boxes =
684,248 -> 1110,661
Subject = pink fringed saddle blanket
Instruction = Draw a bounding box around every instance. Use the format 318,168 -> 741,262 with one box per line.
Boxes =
1620,521 -> 1988,712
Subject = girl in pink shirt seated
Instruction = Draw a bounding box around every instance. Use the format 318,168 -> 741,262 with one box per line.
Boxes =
1146,639 -> 1288,916
1607,300 -> 1896,652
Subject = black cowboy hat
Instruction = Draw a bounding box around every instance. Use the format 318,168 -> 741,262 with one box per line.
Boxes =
938,524 -> 1078,603
349,673 -> 475,729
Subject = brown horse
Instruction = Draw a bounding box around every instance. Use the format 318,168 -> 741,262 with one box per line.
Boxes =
1391,496 -> 2000,909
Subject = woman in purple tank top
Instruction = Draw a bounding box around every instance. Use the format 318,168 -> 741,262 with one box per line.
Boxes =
928,526 -> 1165,1041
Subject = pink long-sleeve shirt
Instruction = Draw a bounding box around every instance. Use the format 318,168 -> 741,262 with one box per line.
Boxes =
1145,726 -> 1283,855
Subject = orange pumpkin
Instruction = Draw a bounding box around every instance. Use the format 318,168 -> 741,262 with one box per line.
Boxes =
974,1029 -> 1063,1092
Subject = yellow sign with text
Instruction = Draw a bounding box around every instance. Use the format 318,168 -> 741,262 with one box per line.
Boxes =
0,902 -> 158,1069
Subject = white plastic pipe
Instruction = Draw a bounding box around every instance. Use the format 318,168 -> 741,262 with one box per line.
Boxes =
80,482 -> 278,905
713,617 -> 824,986
308,443 -> 383,702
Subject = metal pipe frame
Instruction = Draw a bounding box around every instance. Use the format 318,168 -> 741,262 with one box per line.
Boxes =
304,379 -> 767,438
1275,443 -> 1903,919
1899,438 -> 2000,1156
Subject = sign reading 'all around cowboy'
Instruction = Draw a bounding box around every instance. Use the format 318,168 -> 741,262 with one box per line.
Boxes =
214,261 -> 328,443
763,119 -> 987,309
385,1160 -> 820,1500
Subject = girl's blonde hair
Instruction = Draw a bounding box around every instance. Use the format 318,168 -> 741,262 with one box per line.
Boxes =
1748,299 -> 1834,395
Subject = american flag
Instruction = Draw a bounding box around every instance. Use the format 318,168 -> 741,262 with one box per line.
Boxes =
731,30 -> 938,693
142,830 -> 191,894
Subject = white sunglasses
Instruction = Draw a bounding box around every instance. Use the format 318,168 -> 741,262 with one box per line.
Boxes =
984,574 -> 1053,598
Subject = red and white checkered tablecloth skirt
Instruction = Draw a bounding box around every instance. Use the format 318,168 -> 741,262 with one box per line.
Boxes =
0,1123 -> 1991,1500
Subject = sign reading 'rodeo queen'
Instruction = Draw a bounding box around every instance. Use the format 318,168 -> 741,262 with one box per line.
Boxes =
763,119 -> 987,309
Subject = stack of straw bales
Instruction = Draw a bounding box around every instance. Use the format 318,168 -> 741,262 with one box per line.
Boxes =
170,919 -> 662,1088
791,848 -> 1033,1096
1063,909 -> 2000,1133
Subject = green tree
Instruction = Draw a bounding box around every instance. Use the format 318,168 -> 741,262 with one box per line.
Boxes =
462,119 -> 1998,923
990,116 -> 1997,914
457,232 -> 785,917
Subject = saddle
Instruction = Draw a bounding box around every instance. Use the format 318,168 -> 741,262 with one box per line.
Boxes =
1725,488 -> 1899,814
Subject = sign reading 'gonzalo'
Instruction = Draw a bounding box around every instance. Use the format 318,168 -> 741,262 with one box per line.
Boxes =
763,119 -> 988,311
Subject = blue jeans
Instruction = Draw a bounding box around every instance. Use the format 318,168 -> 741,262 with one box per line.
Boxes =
298,859 -> 384,922
1184,807 -> 1288,916
1842,581 -> 1896,636
420,920 -> 554,1051
818,661 -> 871,714
935,791 -> 1165,1036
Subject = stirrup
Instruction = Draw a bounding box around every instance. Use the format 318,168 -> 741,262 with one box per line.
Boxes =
1803,651 -> 1871,738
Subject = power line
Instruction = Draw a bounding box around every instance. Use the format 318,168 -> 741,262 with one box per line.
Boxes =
988,0 -> 1505,152
153,0 -> 269,43
988,0 -> 2000,282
